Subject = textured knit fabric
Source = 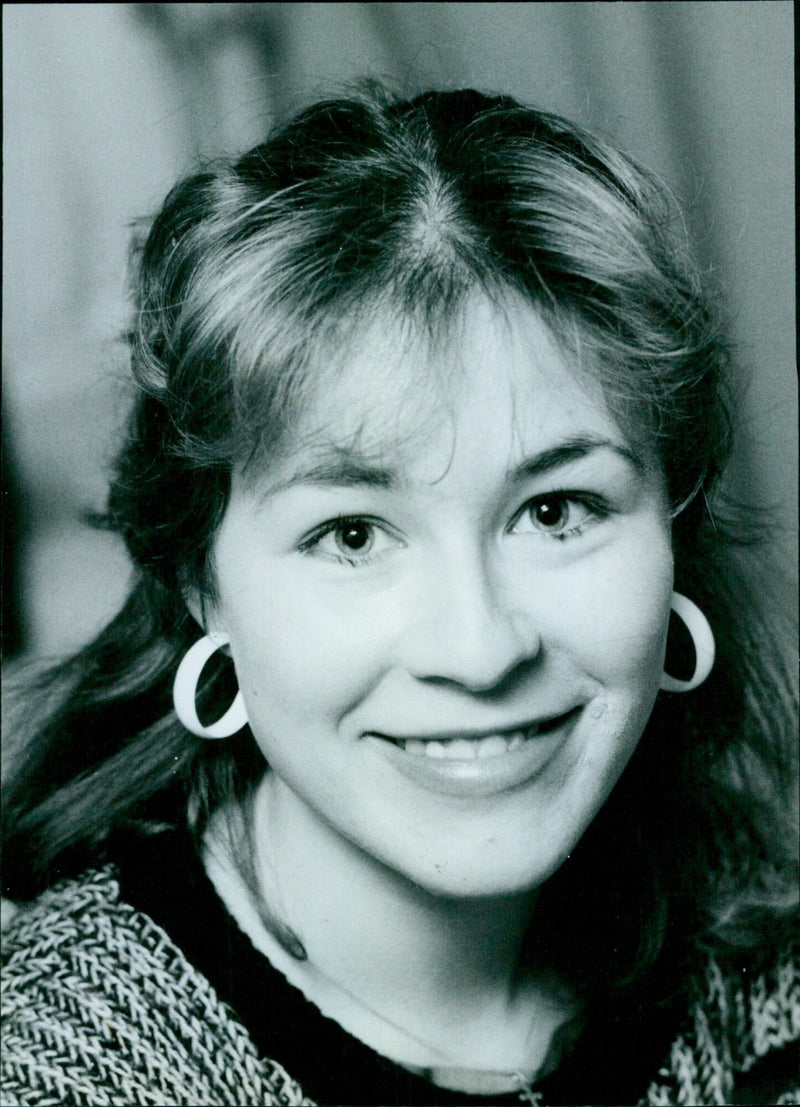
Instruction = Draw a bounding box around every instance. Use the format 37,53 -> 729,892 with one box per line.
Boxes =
1,868 -> 312,1107
1,864 -> 798,1107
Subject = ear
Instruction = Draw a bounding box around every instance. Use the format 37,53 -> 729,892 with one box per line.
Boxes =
184,589 -> 227,639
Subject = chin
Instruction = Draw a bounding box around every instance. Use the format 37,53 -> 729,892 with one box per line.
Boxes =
403,847 -> 574,902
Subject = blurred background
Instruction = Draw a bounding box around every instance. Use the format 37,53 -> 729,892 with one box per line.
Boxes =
3,1 -> 796,662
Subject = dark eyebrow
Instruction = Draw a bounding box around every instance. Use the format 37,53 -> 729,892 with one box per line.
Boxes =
509,436 -> 645,484
261,449 -> 397,497
260,435 -> 643,499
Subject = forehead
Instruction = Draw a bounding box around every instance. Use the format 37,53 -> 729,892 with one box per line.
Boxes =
246,293 -> 644,491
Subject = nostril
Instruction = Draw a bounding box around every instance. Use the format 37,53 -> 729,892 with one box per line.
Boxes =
419,651 -> 542,699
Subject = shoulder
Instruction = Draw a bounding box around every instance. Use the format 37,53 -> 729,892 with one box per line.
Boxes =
643,934 -> 800,1106
1,867 -> 313,1107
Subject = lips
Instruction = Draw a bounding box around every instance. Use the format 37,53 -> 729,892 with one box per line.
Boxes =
365,709 -> 580,798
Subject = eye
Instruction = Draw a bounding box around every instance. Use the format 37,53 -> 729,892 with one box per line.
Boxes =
299,516 -> 400,566
511,493 -> 605,540
334,520 -> 374,554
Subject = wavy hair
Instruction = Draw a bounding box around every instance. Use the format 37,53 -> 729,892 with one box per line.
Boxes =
3,83 -> 796,1000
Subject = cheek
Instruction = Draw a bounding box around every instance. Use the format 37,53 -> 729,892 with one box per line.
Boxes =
547,532 -> 674,685
223,577 -> 395,726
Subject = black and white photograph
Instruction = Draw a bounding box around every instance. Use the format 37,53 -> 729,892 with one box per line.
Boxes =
2,4 -> 797,1105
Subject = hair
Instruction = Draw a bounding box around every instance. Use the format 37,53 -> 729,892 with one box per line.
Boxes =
3,82 -> 796,1003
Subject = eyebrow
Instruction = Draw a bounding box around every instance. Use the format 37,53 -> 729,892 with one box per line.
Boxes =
260,450 -> 396,498
508,436 -> 645,484
260,435 -> 644,498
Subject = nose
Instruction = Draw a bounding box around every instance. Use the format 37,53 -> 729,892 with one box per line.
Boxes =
401,546 -> 542,693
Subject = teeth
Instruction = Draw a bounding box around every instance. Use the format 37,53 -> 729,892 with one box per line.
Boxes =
476,736 -> 511,759
446,738 -> 479,759
400,730 -> 534,760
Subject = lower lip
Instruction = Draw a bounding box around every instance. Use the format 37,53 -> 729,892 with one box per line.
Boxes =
366,710 -> 581,798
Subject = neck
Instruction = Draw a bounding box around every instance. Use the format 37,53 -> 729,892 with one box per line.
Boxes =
205,773 -> 575,1075
264,776 -> 534,1003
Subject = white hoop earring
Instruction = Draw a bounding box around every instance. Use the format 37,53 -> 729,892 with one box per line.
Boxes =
660,592 -> 715,693
173,633 -> 249,738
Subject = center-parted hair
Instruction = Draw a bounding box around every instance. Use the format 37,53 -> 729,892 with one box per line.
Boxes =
122,84 -> 730,598
3,84 -> 796,999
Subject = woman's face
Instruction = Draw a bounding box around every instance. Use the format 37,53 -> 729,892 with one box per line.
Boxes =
209,296 -> 674,898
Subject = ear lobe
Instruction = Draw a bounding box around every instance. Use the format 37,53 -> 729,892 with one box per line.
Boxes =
184,592 -> 205,631
184,591 -> 225,638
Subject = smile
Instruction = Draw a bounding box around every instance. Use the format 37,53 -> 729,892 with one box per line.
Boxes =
375,712 -> 571,759
400,731 -> 529,758
365,710 -> 581,798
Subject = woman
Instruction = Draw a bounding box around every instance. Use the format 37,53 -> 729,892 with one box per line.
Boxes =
2,84 -> 797,1107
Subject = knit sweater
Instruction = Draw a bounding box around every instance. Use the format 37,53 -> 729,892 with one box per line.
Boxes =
2,856 -> 798,1107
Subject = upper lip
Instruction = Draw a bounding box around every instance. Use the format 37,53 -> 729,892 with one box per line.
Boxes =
366,707 -> 580,743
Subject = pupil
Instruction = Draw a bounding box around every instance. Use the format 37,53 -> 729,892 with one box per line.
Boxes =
536,500 -> 564,527
341,523 -> 370,550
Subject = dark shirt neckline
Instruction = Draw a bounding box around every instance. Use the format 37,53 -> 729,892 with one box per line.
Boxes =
112,826 -> 678,1106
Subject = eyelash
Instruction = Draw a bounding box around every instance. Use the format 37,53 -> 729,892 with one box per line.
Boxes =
300,493 -> 609,568
298,516 -> 390,567
510,491 -> 610,542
